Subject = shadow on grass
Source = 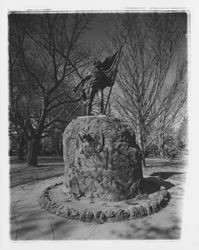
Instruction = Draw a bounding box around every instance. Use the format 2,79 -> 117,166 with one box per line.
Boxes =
37,163 -> 64,168
10,203 -> 77,240
146,161 -> 183,168
150,172 -> 184,180
10,173 -> 64,188
10,156 -> 63,165
141,177 -> 174,195
110,218 -> 181,239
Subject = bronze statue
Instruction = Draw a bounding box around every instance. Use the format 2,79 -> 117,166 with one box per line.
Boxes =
73,47 -> 122,116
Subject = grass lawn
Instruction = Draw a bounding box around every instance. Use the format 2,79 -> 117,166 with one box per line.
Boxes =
10,156 -> 64,188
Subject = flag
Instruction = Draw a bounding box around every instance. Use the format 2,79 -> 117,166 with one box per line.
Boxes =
100,46 -> 122,86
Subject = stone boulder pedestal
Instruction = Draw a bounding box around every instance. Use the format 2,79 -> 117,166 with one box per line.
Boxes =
63,115 -> 143,201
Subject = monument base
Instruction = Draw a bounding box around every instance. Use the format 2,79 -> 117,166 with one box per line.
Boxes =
63,115 -> 143,201
39,181 -> 171,223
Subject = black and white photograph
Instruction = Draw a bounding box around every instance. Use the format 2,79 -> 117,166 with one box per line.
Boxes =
8,10 -> 188,241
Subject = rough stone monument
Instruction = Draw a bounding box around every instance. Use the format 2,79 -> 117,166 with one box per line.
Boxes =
63,115 -> 143,201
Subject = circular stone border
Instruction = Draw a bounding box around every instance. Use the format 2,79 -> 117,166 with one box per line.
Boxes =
39,182 -> 171,224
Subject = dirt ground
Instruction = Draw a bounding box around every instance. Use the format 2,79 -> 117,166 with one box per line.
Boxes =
10,156 -> 187,240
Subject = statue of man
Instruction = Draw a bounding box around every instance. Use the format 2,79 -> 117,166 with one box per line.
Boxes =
73,47 -> 122,116
73,60 -> 110,115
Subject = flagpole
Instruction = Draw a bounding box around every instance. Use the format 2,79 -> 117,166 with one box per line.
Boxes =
104,29 -> 130,115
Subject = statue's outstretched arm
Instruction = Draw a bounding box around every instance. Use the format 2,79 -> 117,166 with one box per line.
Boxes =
73,75 -> 91,92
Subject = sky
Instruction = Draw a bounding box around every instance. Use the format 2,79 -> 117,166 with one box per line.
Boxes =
80,12 -> 187,92
84,12 -> 187,52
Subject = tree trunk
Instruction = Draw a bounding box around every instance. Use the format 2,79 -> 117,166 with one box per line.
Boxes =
136,116 -> 146,168
27,136 -> 40,167
159,144 -> 165,157
136,136 -> 146,168
57,141 -> 63,156
140,150 -> 146,168
138,138 -> 146,168
159,132 -> 165,157
17,132 -> 25,160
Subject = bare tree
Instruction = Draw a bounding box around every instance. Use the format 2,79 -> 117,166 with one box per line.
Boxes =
151,77 -> 187,157
108,13 -> 187,167
176,116 -> 187,151
9,14 -> 91,166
